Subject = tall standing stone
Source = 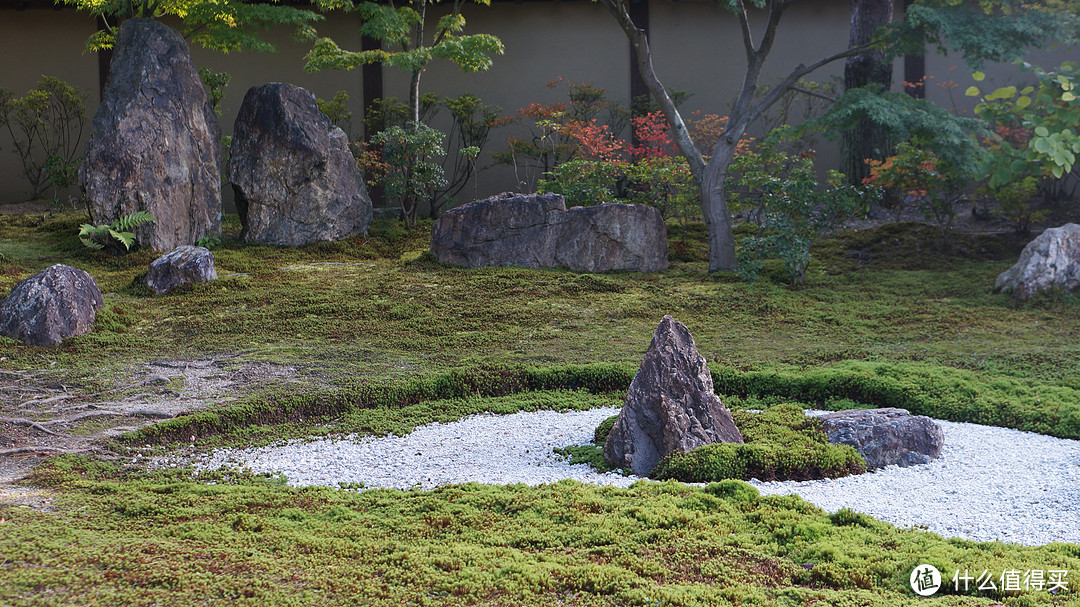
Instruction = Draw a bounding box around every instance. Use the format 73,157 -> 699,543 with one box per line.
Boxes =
229,83 -> 372,246
80,18 -> 222,252
604,316 -> 743,476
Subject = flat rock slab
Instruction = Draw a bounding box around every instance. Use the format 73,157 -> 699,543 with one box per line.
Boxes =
229,82 -> 372,246
146,245 -> 218,295
430,192 -> 668,273
995,223 -> 1080,301
819,407 -> 943,469
80,18 -> 222,252
0,265 -> 103,346
604,315 -> 743,476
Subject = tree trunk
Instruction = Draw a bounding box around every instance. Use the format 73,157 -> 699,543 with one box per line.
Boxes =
842,0 -> 895,184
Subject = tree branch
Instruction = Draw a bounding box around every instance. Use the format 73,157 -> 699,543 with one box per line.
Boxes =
747,43 -> 872,124
597,0 -> 705,180
789,86 -> 836,103
737,1 -> 755,61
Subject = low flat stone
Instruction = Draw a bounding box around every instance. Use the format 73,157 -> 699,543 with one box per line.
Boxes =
146,245 -> 217,295
995,223 -> 1080,301
604,315 -> 743,476
818,407 -> 943,469
430,192 -> 668,273
0,265 -> 103,346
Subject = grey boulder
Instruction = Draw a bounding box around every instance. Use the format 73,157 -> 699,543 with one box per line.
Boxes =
430,192 -> 668,273
80,18 -> 222,252
818,407 -> 944,469
229,82 -> 372,246
0,265 -> 104,346
146,245 -> 218,295
995,223 -> 1080,301
604,315 -> 743,476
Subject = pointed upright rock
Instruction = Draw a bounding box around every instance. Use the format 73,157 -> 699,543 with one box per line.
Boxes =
80,18 -> 222,252
604,316 -> 743,476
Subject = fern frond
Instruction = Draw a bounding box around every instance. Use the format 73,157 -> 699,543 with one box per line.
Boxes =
111,211 -> 155,232
109,229 -> 136,251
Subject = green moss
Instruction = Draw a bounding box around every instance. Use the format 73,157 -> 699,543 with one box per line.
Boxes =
651,404 -> 866,482
713,361 -> 1080,439
593,414 -> 618,445
5,459 -> 1078,606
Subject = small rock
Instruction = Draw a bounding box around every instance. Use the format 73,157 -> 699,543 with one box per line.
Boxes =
818,407 -> 944,469
604,315 -> 743,476
0,265 -> 104,346
146,245 -> 217,295
995,223 -> 1080,301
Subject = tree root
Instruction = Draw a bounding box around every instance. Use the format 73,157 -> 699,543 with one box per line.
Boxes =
0,417 -> 59,436
0,446 -> 67,456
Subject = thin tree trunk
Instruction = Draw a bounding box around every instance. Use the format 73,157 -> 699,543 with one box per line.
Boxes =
601,0 -> 869,272
842,0 -> 895,184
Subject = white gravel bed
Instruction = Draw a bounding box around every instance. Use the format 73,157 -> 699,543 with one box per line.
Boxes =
168,407 -> 1080,547
751,417 -> 1080,546
182,407 -> 635,490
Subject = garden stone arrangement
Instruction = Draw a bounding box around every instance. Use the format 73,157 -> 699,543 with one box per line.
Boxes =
145,246 -> 218,296
430,192 -> 668,272
0,264 -> 103,346
229,83 -> 373,246
603,315 -> 743,475
80,18 -> 222,252
995,222 -> 1080,300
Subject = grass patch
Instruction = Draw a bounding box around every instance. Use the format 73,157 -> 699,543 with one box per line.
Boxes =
713,361 -> 1080,439
2,454 -> 1077,606
3,213 -> 1080,603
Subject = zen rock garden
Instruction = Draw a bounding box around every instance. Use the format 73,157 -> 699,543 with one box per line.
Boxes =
3,5 -> 1080,603
602,315 -> 944,478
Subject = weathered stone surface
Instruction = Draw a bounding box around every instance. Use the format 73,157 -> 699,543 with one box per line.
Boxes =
146,245 -> 218,295
430,192 -> 668,273
229,83 -> 372,246
818,408 -> 944,469
604,316 -> 743,476
995,223 -> 1080,301
0,265 -> 103,346
80,18 -> 222,252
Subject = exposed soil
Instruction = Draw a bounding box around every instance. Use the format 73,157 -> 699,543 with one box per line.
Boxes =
0,356 -> 303,489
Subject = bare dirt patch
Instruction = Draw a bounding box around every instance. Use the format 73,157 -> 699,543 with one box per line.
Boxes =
0,356 -> 303,491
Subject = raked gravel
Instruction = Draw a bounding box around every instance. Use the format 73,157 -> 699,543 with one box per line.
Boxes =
167,407 -> 1080,547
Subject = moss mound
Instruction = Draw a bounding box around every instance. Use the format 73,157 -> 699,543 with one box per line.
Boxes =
651,404 -> 866,482
559,403 -> 865,482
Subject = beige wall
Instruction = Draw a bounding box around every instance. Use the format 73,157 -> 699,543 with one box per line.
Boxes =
0,2 -> 1074,206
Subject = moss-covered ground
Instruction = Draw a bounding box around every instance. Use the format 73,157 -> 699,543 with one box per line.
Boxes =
1,212 -> 1079,605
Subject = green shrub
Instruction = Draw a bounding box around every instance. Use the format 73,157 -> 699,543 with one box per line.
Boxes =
650,404 -> 866,482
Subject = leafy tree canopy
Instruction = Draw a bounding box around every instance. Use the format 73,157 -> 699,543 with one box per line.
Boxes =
303,0 -> 503,74
56,0 -> 351,53
885,0 -> 1079,68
